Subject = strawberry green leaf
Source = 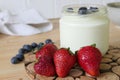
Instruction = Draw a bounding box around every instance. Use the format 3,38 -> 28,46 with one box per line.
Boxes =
91,44 -> 96,47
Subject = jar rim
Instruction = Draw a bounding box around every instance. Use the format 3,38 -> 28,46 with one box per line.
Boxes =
107,2 -> 120,8
62,4 -> 107,17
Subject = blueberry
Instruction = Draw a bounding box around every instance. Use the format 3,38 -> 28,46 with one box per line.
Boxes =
37,42 -> 44,49
18,51 -> 24,56
90,7 -> 98,12
16,54 -> 24,61
67,7 -> 73,12
23,45 -> 32,52
45,39 -> 53,44
78,7 -> 88,14
39,42 -> 44,46
79,7 -> 87,10
31,42 -> 38,48
18,48 -> 26,54
11,57 -> 20,64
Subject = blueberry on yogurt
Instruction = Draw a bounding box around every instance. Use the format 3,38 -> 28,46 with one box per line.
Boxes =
78,7 -> 88,14
67,7 -> 74,12
90,7 -> 99,12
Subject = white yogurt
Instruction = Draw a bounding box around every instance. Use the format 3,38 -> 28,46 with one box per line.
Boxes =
60,5 -> 109,55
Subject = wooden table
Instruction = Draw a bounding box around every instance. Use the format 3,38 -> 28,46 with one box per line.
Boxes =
0,19 -> 120,80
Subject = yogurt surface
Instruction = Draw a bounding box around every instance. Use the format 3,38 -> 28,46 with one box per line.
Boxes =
60,4 -> 109,55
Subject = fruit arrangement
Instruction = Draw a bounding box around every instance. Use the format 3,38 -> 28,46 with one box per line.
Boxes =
11,39 -> 120,80
32,40 -> 102,78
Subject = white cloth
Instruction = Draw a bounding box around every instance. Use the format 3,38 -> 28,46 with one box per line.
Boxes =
0,9 -> 53,36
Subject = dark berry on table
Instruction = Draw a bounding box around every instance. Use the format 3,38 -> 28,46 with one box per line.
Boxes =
45,39 -> 53,44
16,54 -> 24,61
78,7 -> 88,14
18,51 -> 24,56
23,44 -> 32,52
90,7 -> 98,12
67,7 -> 74,12
39,42 -> 44,46
31,42 -> 38,48
37,42 -> 44,49
11,57 -> 20,64
18,48 -> 26,54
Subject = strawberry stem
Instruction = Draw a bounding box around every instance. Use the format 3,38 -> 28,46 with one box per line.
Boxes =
75,50 -> 78,55
67,47 -> 70,51
91,44 -> 96,47
67,47 -> 74,55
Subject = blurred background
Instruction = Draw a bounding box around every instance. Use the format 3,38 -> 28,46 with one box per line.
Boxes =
0,0 -> 119,19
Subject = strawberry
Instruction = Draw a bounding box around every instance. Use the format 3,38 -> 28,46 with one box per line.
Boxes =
34,56 -> 56,76
34,43 -> 57,76
36,48 -> 52,59
42,43 -> 58,54
77,45 -> 102,77
36,43 -> 57,59
54,48 -> 76,77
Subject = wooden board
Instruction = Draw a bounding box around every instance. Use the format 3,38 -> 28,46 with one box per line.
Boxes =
24,46 -> 120,80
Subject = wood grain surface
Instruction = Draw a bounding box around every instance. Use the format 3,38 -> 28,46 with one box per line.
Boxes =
0,19 -> 120,80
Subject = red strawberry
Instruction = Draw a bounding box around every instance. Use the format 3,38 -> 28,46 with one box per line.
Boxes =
42,43 -> 58,54
77,45 -> 102,77
34,56 -> 56,76
36,43 -> 57,59
36,48 -> 52,59
54,48 -> 76,77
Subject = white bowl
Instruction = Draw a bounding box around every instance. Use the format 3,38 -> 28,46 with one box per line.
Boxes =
107,2 -> 120,26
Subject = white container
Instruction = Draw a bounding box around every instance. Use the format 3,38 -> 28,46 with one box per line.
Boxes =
60,4 -> 109,55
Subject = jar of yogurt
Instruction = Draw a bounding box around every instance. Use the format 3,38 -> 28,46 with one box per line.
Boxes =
59,4 -> 109,55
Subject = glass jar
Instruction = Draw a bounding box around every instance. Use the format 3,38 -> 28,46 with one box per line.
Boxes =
59,4 -> 109,55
